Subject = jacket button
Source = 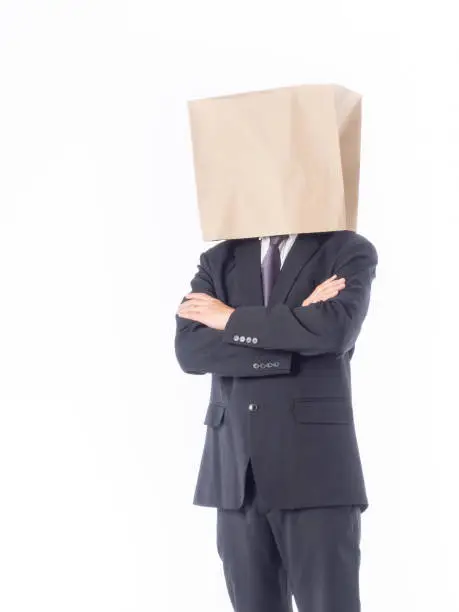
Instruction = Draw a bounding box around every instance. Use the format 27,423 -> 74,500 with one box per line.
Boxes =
248,403 -> 258,412
252,363 -> 260,369
252,337 -> 258,344
239,335 -> 245,342
233,334 -> 239,341
246,336 -> 252,343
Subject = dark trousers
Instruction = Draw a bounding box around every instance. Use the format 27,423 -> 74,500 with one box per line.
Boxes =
216,461 -> 362,612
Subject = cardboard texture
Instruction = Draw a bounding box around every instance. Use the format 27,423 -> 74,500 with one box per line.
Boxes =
187,83 -> 362,241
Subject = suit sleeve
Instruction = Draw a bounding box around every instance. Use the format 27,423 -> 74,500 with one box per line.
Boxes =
222,239 -> 378,356
174,252 -> 293,377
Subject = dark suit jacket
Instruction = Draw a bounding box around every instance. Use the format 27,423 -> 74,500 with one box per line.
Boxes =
175,230 -> 378,512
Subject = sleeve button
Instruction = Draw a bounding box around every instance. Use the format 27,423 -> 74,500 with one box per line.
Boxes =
233,334 -> 239,341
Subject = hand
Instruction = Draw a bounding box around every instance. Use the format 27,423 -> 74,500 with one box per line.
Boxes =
302,274 -> 345,307
177,292 -> 235,330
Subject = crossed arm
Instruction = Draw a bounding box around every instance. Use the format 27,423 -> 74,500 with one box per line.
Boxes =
174,253 -> 294,377
175,239 -> 377,377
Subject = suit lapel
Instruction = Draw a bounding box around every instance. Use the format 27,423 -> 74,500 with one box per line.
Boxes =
233,238 -> 264,306
234,233 -> 325,307
268,233 -> 324,306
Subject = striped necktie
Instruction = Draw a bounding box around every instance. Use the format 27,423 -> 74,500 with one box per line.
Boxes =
261,235 -> 288,306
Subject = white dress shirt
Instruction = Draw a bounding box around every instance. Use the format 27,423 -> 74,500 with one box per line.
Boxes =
259,234 -> 298,268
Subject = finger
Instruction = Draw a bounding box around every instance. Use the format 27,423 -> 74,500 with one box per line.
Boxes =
319,274 -> 338,286
319,275 -> 345,288
180,301 -> 201,309
310,284 -> 345,302
317,285 -> 344,299
311,281 -> 344,300
316,289 -> 341,302
178,304 -> 202,316
320,276 -> 345,287
185,292 -> 214,301
178,305 -> 205,320
315,279 -> 345,294
180,298 -> 207,309
180,306 -> 205,317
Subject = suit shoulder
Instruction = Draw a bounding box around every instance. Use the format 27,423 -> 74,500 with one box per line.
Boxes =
332,230 -> 378,262
201,239 -> 231,258
198,240 -> 232,270
200,238 -> 247,264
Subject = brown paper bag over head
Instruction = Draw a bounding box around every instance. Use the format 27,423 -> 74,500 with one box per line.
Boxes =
187,83 -> 362,241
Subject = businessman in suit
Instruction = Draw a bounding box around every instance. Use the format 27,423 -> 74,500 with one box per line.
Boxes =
175,228 -> 378,612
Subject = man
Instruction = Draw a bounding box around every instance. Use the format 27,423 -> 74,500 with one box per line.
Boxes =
175,228 -> 377,612
175,82 -> 378,611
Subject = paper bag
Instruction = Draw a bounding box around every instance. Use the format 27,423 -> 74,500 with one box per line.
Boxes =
187,83 -> 362,241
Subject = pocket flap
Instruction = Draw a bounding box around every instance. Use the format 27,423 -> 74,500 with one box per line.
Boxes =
292,397 -> 351,424
204,402 -> 226,427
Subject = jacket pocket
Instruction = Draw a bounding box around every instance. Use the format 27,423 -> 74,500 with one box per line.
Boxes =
291,397 -> 351,424
204,402 -> 227,428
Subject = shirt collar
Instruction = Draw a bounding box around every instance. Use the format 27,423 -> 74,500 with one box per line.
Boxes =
258,233 -> 298,241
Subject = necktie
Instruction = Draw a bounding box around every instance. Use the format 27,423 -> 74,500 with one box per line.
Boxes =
261,235 -> 288,306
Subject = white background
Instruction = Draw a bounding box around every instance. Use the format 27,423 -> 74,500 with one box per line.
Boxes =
1,1 -> 458,611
